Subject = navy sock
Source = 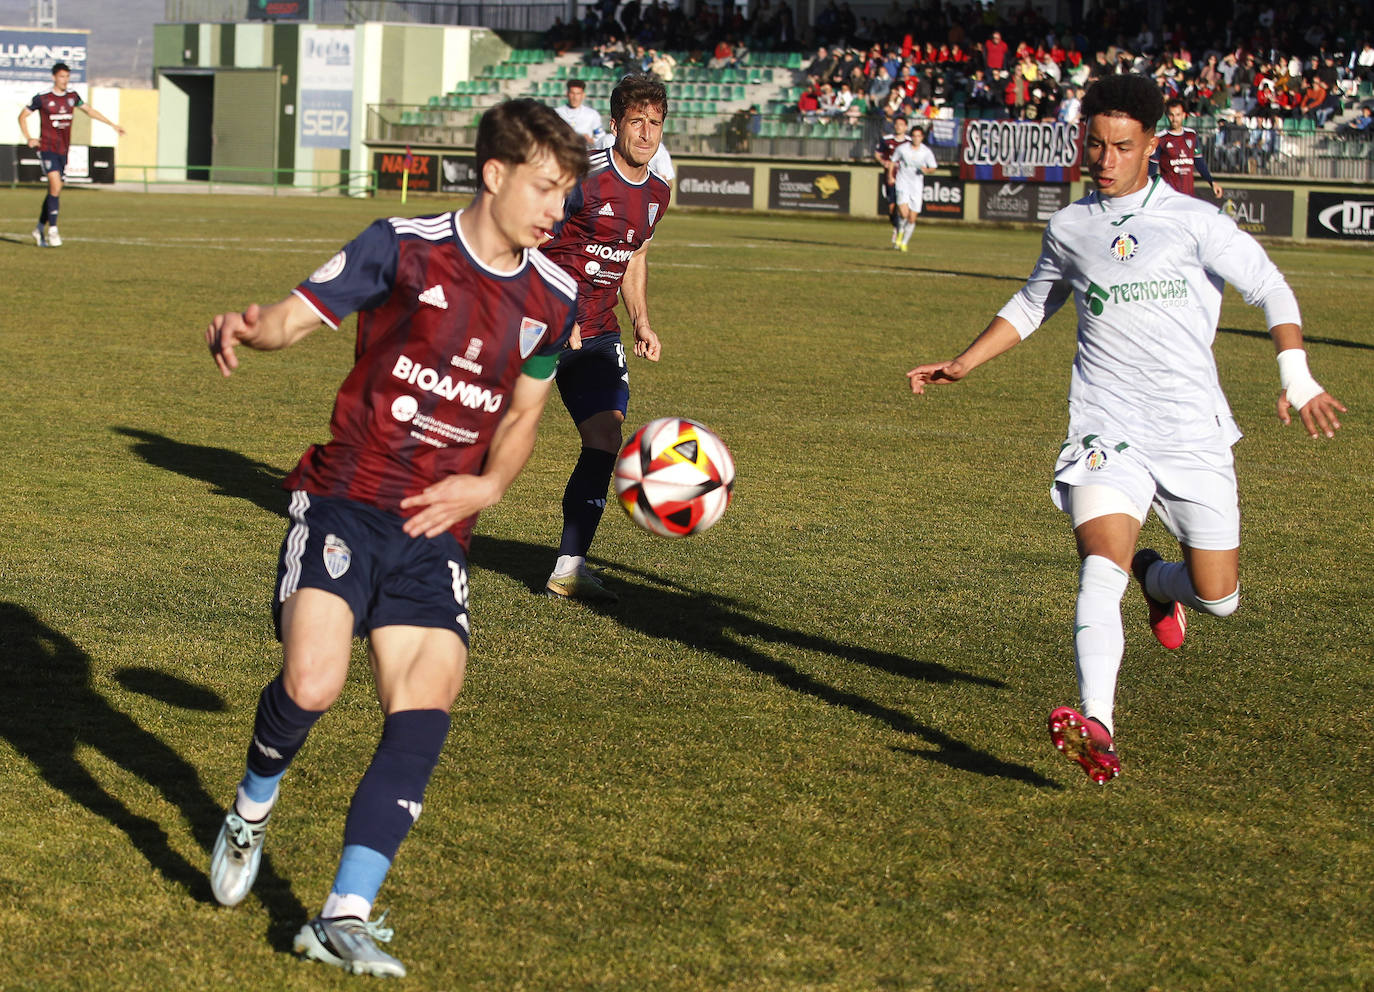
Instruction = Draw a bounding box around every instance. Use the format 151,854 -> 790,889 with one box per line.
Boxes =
42,195 -> 58,227
557,447 -> 617,558
243,674 -> 325,782
341,709 -> 451,861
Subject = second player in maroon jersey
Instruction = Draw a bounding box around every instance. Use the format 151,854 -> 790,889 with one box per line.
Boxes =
539,73 -> 672,603
17,61 -> 124,247
1151,98 -> 1223,200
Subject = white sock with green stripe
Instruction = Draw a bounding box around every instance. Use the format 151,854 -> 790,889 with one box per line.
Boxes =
1075,555 -> 1129,735
1145,561 -> 1240,617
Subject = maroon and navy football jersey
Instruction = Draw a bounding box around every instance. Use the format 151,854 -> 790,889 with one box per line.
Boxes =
1154,128 -> 1203,195
540,147 -> 670,341
287,210 -> 577,550
28,88 -> 83,155
875,131 -> 901,180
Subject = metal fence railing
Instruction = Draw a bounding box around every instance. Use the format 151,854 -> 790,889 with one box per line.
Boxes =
368,103 -> 1374,183
112,164 -> 378,196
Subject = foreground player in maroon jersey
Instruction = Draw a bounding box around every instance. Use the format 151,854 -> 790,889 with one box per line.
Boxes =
201,99 -> 586,978
17,61 -> 124,247
1151,97 -> 1223,200
539,73 -> 671,603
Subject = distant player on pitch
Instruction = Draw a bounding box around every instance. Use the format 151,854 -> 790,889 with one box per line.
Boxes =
1151,97 -> 1223,200
202,99 -> 585,976
890,122 -> 937,252
539,73 -> 672,603
906,74 -> 1345,784
18,61 -> 124,247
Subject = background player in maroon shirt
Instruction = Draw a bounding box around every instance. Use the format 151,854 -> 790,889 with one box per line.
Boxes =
1151,97 -> 1223,200
200,100 -> 586,978
539,74 -> 671,603
874,115 -> 908,246
17,62 -> 124,247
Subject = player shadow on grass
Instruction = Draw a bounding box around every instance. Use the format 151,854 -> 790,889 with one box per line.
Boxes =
114,431 -> 1055,787
114,427 -> 288,518
1217,325 -> 1374,351
473,536 -> 1059,789
0,603 -> 308,950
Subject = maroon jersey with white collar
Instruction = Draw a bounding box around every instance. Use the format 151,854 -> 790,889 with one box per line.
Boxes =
1155,128 -> 1202,195
287,210 -> 577,549
541,146 -> 670,341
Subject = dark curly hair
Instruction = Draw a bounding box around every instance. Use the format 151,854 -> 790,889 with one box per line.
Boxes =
609,72 -> 668,124
1081,75 -> 1164,133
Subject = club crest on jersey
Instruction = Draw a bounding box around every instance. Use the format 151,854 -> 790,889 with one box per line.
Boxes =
1109,233 -> 1139,262
309,251 -> 347,283
519,317 -> 547,358
1084,450 -> 1108,471
648,203 -> 659,226
323,534 -> 352,578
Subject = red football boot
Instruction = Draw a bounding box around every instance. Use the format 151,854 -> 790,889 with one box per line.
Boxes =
1131,548 -> 1186,650
1048,706 -> 1121,784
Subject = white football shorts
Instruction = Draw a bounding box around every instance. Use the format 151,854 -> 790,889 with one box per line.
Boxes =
894,180 -> 924,211
1050,434 -> 1240,550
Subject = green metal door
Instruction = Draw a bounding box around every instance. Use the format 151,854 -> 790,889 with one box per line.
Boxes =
211,69 -> 279,185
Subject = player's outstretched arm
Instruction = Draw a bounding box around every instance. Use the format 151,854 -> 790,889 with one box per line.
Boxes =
1271,323 -> 1346,439
622,245 -> 660,361
80,103 -> 125,136
205,295 -> 324,377
400,373 -> 555,538
906,316 -> 1023,394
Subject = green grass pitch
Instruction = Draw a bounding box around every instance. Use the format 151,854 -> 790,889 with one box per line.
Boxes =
0,187 -> 1371,990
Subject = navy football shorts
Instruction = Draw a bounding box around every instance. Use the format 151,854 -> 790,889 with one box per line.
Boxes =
38,151 -> 66,176
273,491 -> 471,645
555,331 -> 629,425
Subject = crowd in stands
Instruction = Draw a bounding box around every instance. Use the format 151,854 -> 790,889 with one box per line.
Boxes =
543,0 -> 1374,132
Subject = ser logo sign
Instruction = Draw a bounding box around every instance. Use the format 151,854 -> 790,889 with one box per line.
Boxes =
302,108 -> 350,138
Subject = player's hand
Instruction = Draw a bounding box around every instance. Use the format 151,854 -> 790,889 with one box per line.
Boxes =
633,322 -> 661,361
906,359 -> 966,394
25,137 -> 38,148
400,474 -> 502,538
206,303 -> 261,377
568,322 -> 583,350
1278,389 -> 1346,439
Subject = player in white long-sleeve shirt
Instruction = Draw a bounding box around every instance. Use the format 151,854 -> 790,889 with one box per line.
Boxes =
905,75 -> 1346,784
890,124 -> 938,252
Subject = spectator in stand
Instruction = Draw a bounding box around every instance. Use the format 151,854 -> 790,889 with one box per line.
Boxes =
1005,63 -> 1031,117
1340,105 -> 1373,133
1058,85 -> 1083,123
869,63 -> 894,103
798,82 -> 821,123
649,48 -> 677,81
832,81 -> 856,118
1355,39 -> 1374,80
984,30 -> 1010,75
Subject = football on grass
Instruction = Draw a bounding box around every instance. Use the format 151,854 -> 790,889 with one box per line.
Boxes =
614,418 -> 735,538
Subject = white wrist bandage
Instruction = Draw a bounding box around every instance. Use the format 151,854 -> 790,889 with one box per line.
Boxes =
1277,348 -> 1323,411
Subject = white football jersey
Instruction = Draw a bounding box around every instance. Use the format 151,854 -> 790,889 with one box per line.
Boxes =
997,176 -> 1301,449
892,138 -> 937,188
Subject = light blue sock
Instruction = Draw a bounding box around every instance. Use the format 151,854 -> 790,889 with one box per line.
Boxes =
241,768 -> 284,804
331,844 -> 392,906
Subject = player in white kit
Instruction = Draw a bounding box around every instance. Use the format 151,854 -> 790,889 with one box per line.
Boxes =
905,75 -> 1346,783
890,124 -> 938,252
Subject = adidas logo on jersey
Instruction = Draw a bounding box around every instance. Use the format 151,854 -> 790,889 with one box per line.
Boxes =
419,285 -> 448,309
598,203 -> 615,217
